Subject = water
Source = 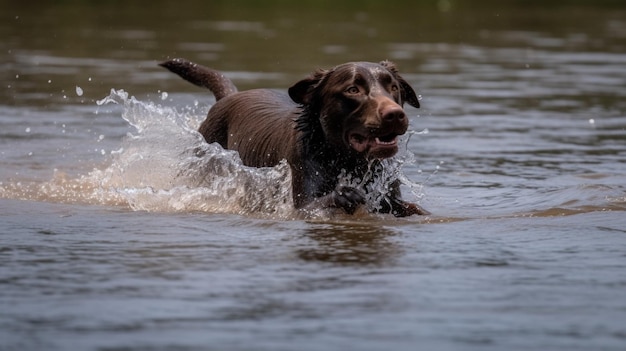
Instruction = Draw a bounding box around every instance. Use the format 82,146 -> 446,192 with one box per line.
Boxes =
2,1 -> 626,350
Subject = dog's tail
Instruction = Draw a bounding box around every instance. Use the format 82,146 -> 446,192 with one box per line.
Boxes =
159,58 -> 237,101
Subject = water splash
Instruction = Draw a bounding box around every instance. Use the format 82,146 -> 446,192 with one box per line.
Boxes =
95,89 -> 295,217
335,129 -> 429,214
2,89 -> 294,218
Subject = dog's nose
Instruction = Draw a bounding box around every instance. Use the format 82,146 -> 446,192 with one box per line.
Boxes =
381,105 -> 406,122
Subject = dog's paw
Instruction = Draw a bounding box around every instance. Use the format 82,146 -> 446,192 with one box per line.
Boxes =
332,186 -> 366,214
391,200 -> 431,217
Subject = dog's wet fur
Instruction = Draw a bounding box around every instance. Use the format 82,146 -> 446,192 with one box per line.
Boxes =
160,58 -> 429,216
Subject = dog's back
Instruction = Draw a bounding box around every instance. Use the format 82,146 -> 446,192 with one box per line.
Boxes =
203,89 -> 299,168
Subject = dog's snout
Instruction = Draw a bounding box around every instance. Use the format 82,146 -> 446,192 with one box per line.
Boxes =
381,105 -> 406,122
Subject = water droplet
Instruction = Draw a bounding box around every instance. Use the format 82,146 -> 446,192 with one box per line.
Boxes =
25,127 -> 31,133
48,80 -> 52,84
161,91 -> 168,100
98,134 -> 105,141
76,86 -> 83,96
588,118 -> 595,125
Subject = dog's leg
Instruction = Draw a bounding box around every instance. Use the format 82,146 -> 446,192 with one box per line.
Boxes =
329,186 -> 366,215
302,186 -> 366,215
389,198 -> 430,217
385,180 -> 430,217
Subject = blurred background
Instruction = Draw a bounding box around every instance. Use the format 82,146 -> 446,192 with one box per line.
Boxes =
3,0 -> 625,103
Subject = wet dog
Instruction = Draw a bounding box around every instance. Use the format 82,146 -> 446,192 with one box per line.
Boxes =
160,58 -> 429,216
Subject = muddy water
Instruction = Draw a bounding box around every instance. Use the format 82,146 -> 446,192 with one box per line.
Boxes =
1,1 -> 626,350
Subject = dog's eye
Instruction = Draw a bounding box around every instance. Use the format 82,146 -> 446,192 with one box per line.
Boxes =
390,85 -> 399,92
345,86 -> 360,95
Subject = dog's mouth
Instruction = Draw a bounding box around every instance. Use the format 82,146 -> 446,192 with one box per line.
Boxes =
348,132 -> 400,157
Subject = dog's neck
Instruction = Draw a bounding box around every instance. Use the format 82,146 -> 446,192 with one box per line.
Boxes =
294,107 -> 372,197
295,108 -> 367,170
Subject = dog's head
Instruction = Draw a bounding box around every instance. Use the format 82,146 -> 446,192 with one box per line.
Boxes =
289,61 -> 420,159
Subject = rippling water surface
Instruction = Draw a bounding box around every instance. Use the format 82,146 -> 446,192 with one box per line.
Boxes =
1,1 -> 626,350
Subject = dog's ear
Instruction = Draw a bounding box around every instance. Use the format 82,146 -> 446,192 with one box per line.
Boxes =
379,60 -> 420,108
288,69 -> 327,105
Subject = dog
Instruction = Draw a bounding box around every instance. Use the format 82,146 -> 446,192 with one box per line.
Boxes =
160,58 -> 429,216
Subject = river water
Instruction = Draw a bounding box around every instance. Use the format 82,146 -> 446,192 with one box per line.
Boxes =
1,1 -> 626,350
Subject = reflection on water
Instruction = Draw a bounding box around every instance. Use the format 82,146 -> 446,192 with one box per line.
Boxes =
2,1 -> 626,350
299,221 -> 402,265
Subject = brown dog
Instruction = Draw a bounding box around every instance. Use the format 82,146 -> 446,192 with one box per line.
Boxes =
160,58 -> 429,216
